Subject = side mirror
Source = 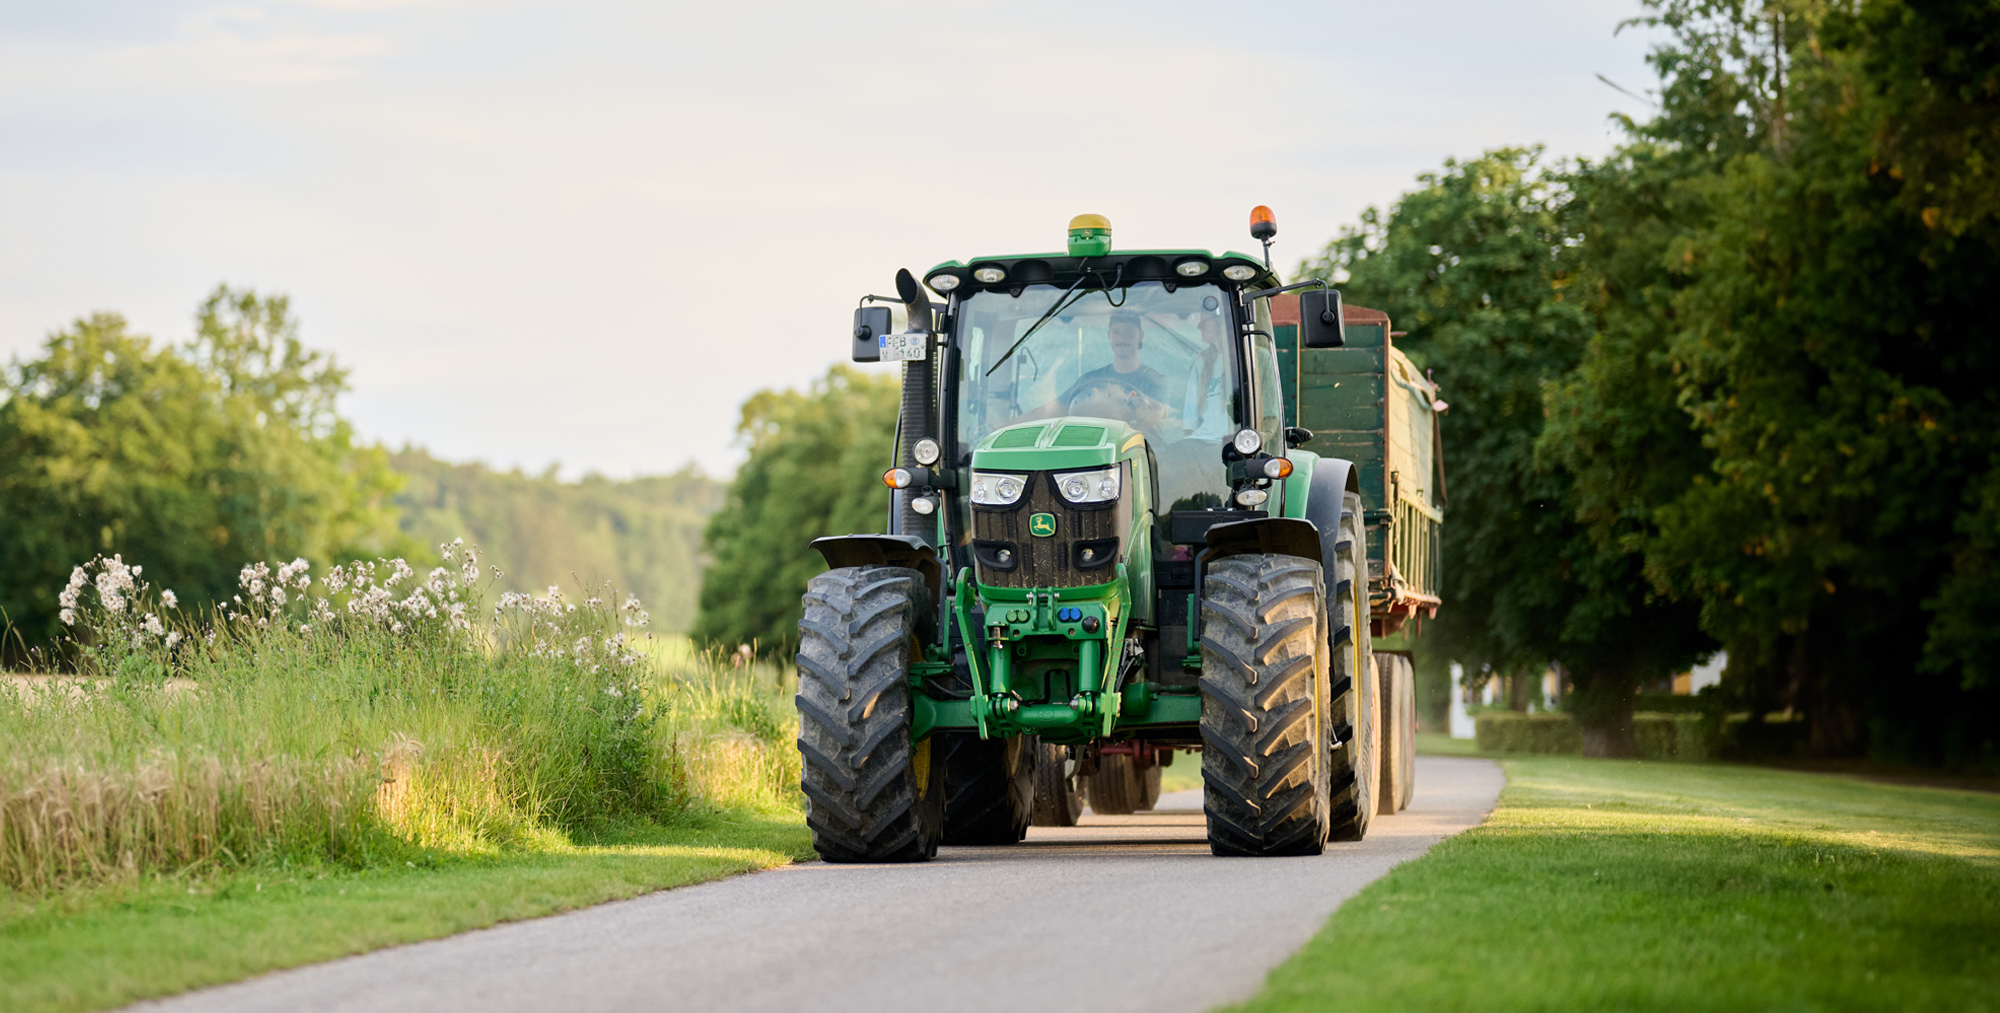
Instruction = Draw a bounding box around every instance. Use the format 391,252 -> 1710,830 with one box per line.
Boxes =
852,306 -> 892,362
1298,289 -> 1345,349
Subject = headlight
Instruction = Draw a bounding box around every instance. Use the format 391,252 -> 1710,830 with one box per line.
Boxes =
911,495 -> 937,515
1174,259 -> 1209,277
973,266 -> 1007,284
926,273 -> 961,293
1053,467 -> 1120,504
912,437 -> 941,466
1222,264 -> 1258,281
1233,429 -> 1263,456
970,471 -> 1027,506
1235,488 -> 1269,507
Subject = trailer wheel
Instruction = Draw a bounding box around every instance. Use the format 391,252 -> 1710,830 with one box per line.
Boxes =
1327,492 -> 1378,841
1199,553 -> 1333,857
1085,753 -> 1144,815
795,565 -> 943,863
1031,740 -> 1083,827
940,732 -> 1035,844
1376,654 -> 1417,814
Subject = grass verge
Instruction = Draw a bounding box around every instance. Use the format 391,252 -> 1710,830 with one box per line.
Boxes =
4,549 -> 811,1011
1,809 -> 810,1013
1230,756 -> 2000,1012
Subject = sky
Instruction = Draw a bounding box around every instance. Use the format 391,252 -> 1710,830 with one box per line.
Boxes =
0,0 -> 1664,479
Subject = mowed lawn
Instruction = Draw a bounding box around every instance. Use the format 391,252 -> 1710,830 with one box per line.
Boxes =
0,811 -> 811,1013
1233,753 -> 2000,1012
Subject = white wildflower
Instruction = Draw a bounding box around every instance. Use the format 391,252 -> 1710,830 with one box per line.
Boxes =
165,630 -> 182,649
59,608 -> 76,626
161,589 -> 178,608
271,586 -> 287,607
142,613 -> 165,636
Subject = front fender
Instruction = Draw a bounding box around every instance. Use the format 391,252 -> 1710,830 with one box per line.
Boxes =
808,534 -> 942,604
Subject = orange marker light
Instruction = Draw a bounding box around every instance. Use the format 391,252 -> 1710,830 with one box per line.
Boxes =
1250,205 -> 1277,241
884,468 -> 913,489
1264,457 -> 1294,480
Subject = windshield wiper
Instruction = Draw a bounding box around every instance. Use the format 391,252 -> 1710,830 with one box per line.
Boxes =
984,266 -> 1122,378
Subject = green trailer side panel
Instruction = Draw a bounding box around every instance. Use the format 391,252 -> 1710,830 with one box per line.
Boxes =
1338,324 -> 1386,348
1302,349 -> 1383,376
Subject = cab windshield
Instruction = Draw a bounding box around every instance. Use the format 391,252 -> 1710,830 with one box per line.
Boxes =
954,281 -> 1240,511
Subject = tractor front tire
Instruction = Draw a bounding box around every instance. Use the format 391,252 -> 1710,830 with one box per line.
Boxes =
1031,740 -> 1083,827
1199,553 -> 1333,857
1328,492 -> 1378,841
941,732 -> 1035,844
795,565 -> 943,863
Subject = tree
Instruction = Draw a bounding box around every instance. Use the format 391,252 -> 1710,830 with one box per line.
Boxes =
0,287 -> 405,656
1638,0 -> 2000,759
693,365 -> 900,651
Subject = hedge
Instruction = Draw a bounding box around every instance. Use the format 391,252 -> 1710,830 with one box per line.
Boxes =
1473,710 -> 1711,761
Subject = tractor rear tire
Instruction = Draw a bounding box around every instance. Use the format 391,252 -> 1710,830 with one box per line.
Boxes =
941,732 -> 1035,844
1139,762 -> 1162,811
1376,653 -> 1417,813
1198,553 -> 1333,857
1031,740 -> 1083,827
795,565 -> 944,863
1085,753 -> 1144,815
1328,492 -> 1378,841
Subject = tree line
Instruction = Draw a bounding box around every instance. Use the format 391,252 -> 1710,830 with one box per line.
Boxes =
1,288 -> 724,657
1295,0 -> 1996,762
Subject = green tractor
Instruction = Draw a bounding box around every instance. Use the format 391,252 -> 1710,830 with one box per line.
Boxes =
797,209 -> 1444,860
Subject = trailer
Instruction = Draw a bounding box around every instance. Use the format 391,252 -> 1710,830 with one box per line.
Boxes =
1274,295 -> 1444,812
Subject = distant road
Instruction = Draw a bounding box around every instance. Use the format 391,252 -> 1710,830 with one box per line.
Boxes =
136,756 -> 1503,1013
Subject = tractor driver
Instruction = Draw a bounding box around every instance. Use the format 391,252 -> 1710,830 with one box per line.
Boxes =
1063,310 -> 1168,405
1052,309 -> 1176,435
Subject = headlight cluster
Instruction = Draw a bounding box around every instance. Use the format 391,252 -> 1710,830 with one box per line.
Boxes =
970,471 -> 1027,506
1054,467 -> 1120,504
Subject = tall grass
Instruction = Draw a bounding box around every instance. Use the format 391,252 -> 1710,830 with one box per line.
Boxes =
0,547 -> 799,895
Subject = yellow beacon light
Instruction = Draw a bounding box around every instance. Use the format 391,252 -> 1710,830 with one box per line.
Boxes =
1067,213 -> 1112,257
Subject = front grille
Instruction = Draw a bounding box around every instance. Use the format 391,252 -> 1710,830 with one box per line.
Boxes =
972,471 -> 1121,589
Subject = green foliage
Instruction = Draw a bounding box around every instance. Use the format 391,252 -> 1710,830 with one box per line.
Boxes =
1571,0 -> 1999,759
1233,756 -> 2000,1012
0,287 -> 405,657
1311,0 -> 1997,764
390,449 -> 723,635
693,365 -> 900,651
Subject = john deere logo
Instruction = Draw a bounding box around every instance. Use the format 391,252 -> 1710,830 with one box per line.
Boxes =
1029,513 -> 1057,538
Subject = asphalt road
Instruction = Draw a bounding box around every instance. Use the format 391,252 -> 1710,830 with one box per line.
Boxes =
137,755 -> 1503,1013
